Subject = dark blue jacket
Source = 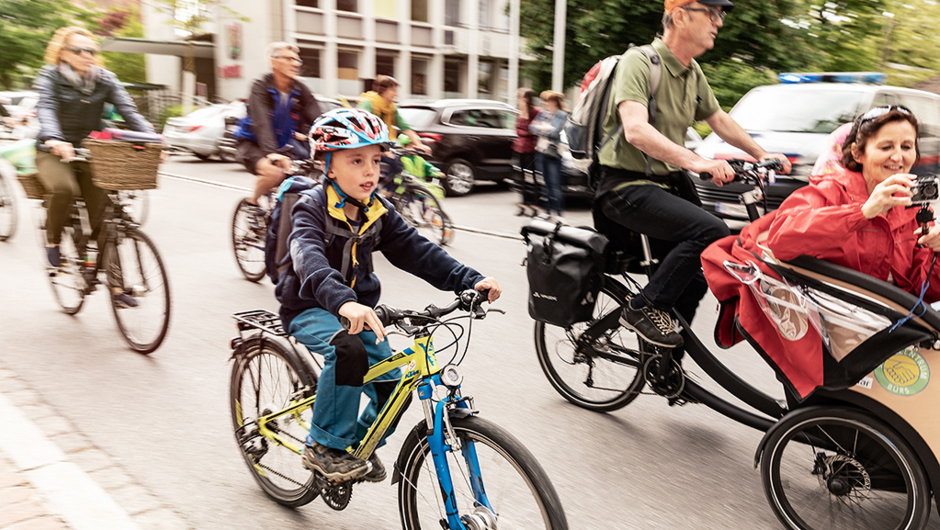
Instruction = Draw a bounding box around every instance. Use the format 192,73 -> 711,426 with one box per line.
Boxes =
34,65 -> 153,149
275,183 -> 484,329
233,73 -> 320,155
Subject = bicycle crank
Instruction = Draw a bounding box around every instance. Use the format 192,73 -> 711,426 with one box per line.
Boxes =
643,354 -> 685,399
316,474 -> 353,511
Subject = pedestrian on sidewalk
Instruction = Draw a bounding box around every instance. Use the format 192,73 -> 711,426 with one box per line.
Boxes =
530,90 -> 568,223
512,88 -> 542,217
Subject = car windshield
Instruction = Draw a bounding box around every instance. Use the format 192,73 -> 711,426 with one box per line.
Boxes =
398,107 -> 437,128
731,88 -> 865,134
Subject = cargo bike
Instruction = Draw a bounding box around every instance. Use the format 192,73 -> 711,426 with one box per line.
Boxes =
524,159 -> 940,530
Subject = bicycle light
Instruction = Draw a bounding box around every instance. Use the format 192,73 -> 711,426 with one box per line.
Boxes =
440,364 -> 463,388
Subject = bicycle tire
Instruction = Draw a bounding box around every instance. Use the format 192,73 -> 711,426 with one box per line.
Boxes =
44,219 -> 86,315
534,279 -> 647,412
0,171 -> 18,241
398,181 -> 452,246
229,337 -> 320,507
121,190 -> 149,226
761,407 -> 930,530
103,229 -> 171,354
397,415 -> 568,529
231,199 -> 267,282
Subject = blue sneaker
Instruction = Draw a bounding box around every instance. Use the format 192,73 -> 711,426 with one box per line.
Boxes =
46,246 -> 61,267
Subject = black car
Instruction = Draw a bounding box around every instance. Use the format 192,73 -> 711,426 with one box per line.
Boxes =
398,99 -> 518,196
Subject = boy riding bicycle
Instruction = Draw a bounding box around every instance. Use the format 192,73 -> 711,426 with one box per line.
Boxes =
381,135 -> 446,201
274,108 -> 501,482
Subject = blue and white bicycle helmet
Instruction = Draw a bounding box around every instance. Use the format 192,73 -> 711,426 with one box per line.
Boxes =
310,107 -> 392,153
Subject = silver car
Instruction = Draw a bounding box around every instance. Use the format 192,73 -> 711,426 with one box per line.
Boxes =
163,100 -> 247,161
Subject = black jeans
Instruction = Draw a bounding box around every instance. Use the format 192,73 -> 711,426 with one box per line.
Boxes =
597,177 -> 729,325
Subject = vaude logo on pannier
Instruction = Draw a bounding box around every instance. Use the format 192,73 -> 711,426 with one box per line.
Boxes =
532,292 -> 559,301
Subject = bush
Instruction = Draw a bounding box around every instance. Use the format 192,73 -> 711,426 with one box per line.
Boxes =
158,104 -> 184,130
700,60 -> 778,110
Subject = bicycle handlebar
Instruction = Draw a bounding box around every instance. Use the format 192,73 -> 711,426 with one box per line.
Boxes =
699,158 -> 783,183
374,290 -> 488,328
390,146 -> 427,159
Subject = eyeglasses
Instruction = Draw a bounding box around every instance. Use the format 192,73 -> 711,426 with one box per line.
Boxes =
273,56 -> 303,65
682,6 -> 726,23
66,46 -> 99,56
859,105 -> 912,125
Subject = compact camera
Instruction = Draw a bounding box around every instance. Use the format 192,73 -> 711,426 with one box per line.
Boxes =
910,175 -> 940,205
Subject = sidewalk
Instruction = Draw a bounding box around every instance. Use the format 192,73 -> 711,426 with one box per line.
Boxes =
0,363 -> 190,530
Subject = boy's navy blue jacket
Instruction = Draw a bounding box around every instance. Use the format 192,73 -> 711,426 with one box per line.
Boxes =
275,183 -> 484,329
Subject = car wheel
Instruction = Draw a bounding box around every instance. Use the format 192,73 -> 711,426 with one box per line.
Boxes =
194,152 -> 212,161
444,158 -> 475,197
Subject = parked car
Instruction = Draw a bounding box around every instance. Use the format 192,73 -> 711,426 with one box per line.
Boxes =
397,99 -> 518,196
165,97 -> 342,162
693,73 -> 940,230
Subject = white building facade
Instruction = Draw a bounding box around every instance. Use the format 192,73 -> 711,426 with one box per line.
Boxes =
144,0 -> 528,104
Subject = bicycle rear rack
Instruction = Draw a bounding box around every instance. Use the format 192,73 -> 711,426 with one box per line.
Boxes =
232,309 -> 286,336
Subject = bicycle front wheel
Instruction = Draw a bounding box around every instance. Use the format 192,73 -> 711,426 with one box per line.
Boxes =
398,415 -> 568,530
761,407 -> 931,530
0,172 -> 17,241
534,281 -> 646,412
231,199 -> 267,282
121,190 -> 149,226
103,229 -> 171,354
229,337 -> 320,507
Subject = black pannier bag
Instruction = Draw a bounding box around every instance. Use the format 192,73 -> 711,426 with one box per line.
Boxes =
521,220 -> 609,327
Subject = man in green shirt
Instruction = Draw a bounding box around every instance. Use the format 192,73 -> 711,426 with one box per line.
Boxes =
595,0 -> 791,352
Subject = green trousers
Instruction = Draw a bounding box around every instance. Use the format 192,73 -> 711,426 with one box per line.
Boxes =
35,149 -> 111,246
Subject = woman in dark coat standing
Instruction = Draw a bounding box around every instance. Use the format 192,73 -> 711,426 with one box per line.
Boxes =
512,88 -> 541,217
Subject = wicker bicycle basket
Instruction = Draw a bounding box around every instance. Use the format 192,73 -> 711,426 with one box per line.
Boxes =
81,139 -> 163,190
17,173 -> 47,200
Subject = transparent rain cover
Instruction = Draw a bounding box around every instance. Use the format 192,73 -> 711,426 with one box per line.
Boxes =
723,259 -> 891,361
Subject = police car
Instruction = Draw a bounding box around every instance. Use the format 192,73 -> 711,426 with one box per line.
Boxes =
693,72 -> 940,230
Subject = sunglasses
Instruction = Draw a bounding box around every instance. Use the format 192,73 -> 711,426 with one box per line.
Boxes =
859,105 -> 912,125
682,6 -> 726,23
273,56 -> 303,65
66,46 -> 99,56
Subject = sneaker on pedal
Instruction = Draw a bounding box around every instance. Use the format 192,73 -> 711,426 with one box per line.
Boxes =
620,300 -> 683,348
112,291 -> 139,308
362,454 -> 386,483
46,246 -> 61,268
302,442 -> 369,482
247,204 -> 266,232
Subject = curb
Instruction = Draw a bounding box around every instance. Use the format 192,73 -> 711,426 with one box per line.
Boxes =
0,363 -> 191,530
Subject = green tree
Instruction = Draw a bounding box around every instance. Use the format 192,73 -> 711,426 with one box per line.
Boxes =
0,0 -> 90,89
98,7 -> 147,84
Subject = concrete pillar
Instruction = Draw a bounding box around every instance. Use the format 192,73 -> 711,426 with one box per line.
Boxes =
551,0 -> 566,92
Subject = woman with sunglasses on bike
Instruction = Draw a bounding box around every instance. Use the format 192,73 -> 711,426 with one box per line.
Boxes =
767,105 -> 940,300
34,26 -> 156,286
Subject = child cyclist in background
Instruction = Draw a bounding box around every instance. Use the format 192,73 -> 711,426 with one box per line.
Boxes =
390,134 -> 446,201
274,108 -> 501,482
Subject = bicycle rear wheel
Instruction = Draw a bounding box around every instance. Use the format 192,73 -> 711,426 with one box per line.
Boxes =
0,172 -> 17,241
398,415 -> 568,530
398,183 -> 453,246
231,199 -> 267,282
103,229 -> 171,354
534,280 -> 646,412
229,337 -> 320,507
761,407 -> 930,530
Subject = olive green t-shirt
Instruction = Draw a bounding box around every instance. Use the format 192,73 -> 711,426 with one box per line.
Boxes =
598,38 -> 720,175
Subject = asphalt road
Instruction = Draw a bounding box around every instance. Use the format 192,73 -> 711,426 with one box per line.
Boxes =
2,155 -> 935,529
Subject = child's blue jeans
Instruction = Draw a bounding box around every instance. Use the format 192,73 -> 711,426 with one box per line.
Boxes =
289,307 -> 402,451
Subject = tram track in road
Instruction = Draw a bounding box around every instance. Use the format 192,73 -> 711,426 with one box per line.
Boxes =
158,170 -> 526,242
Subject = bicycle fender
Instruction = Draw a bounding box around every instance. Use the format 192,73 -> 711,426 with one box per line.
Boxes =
391,421 -> 428,485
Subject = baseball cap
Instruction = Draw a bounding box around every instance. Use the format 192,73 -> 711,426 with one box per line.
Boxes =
665,0 -> 735,14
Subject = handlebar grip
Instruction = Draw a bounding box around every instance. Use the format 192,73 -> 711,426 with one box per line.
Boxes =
374,305 -> 398,327
699,171 -> 713,181
339,316 -> 351,330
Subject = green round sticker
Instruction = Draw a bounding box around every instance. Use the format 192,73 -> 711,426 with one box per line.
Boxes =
875,348 -> 930,396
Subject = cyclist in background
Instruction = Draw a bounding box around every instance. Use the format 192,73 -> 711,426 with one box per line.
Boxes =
274,108 -> 500,482
384,134 -> 445,201
233,42 -> 322,206
34,27 -> 155,304
357,75 -> 432,156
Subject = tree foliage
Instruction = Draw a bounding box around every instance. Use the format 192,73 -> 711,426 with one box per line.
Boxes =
99,8 -> 147,84
519,0 -> 940,107
0,0 -> 88,89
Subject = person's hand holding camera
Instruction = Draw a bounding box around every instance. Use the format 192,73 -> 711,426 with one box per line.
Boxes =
916,223 -> 940,251
861,173 -> 916,220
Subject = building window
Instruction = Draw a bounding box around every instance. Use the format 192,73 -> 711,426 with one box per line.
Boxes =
299,47 -> 321,78
478,61 -> 492,95
337,50 -> 360,95
444,59 -> 460,94
336,0 -> 357,12
412,0 -> 428,22
376,53 -> 395,77
495,0 -> 510,32
445,0 -> 460,27
295,0 -> 318,7
412,57 -> 428,95
478,0 -> 489,30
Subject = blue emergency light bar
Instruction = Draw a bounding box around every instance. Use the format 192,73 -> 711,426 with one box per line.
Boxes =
778,72 -> 887,84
